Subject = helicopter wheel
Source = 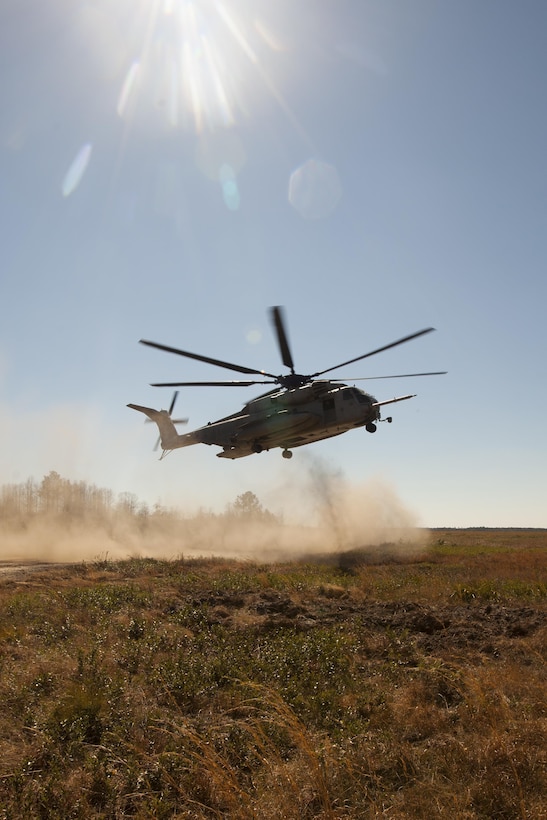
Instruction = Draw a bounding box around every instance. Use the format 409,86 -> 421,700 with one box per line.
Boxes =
252,442 -> 263,454
282,449 -> 293,459
366,423 -> 377,433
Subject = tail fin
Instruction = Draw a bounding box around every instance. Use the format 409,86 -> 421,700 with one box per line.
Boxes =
128,404 -> 185,451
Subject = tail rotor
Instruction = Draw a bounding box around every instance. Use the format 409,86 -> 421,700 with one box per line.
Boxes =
144,391 -> 188,451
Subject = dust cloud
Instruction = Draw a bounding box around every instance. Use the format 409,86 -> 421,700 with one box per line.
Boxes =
0,457 -> 425,567
264,454 -> 424,561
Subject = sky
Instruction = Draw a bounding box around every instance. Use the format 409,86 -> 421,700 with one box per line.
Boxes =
1,0 -> 546,528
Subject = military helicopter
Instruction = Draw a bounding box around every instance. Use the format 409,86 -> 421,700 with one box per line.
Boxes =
128,306 -> 446,460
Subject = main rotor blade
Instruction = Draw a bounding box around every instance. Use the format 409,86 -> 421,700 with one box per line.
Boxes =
343,371 -> 447,381
140,339 -> 276,378
313,328 -> 436,377
168,391 -> 179,415
271,306 -> 295,372
150,380 -> 277,387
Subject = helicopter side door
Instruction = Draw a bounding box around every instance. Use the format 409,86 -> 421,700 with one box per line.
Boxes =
322,396 -> 337,424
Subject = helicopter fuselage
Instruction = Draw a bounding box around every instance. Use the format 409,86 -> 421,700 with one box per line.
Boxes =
129,382 -> 386,460
203,381 -> 379,459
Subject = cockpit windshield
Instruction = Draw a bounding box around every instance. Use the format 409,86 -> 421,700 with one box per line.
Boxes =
352,388 -> 368,404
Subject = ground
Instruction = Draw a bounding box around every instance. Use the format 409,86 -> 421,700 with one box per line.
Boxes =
0,528 -> 545,818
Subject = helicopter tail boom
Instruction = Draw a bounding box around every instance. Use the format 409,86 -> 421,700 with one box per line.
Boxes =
128,404 -> 191,451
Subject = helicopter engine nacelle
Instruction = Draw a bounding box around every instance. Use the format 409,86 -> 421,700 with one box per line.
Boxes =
281,381 -> 333,407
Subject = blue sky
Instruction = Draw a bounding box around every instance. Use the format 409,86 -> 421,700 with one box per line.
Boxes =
1,0 -> 546,527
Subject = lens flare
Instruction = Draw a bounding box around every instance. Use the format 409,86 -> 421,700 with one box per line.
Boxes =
117,60 -> 141,119
219,163 -> 240,210
61,143 -> 93,198
288,158 -> 342,220
246,329 -> 262,345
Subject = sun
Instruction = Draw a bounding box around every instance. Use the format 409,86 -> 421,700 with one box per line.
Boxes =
114,0 -> 279,134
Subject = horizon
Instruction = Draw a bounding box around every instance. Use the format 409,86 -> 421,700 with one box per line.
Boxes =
1,469 -> 545,533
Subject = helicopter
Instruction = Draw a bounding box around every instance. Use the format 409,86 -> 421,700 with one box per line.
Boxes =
128,306 -> 446,460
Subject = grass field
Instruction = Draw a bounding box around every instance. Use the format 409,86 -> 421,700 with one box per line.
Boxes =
0,528 -> 545,818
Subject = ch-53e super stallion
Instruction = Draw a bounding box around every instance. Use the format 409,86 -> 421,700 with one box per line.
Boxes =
128,306 -> 445,460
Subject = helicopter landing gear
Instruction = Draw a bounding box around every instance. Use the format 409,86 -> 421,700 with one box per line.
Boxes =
282,449 -> 293,459
252,442 -> 263,454
366,423 -> 377,433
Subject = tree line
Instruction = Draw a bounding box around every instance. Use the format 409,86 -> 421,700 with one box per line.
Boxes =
0,471 -> 277,529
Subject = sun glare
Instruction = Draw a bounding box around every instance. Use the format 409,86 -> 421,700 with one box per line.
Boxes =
114,0 -> 271,134
59,0 -> 340,215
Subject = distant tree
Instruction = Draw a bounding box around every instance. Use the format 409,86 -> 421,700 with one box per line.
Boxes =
117,492 -> 138,516
136,502 -> 149,531
39,471 -> 64,514
227,491 -> 279,524
23,478 -> 39,516
232,491 -> 262,517
0,481 -> 34,521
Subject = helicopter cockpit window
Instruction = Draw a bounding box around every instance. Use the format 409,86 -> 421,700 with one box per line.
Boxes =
342,390 -> 352,401
353,389 -> 367,404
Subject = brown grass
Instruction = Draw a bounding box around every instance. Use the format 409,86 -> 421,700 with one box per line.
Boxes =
0,528 -> 545,818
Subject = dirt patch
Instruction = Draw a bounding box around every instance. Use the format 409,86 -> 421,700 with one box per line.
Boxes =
0,561 -> 65,576
2,559 -> 545,660
168,583 -> 547,661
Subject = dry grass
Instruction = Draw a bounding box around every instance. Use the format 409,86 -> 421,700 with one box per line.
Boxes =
0,529 -> 545,818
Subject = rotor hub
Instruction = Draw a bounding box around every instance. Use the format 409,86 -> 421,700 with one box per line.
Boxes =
277,373 -> 311,389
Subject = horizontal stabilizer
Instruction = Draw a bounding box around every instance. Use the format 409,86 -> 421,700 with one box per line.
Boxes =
127,403 -> 187,451
127,403 -> 165,422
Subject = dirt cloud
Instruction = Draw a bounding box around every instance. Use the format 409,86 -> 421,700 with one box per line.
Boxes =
0,457 -> 424,565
